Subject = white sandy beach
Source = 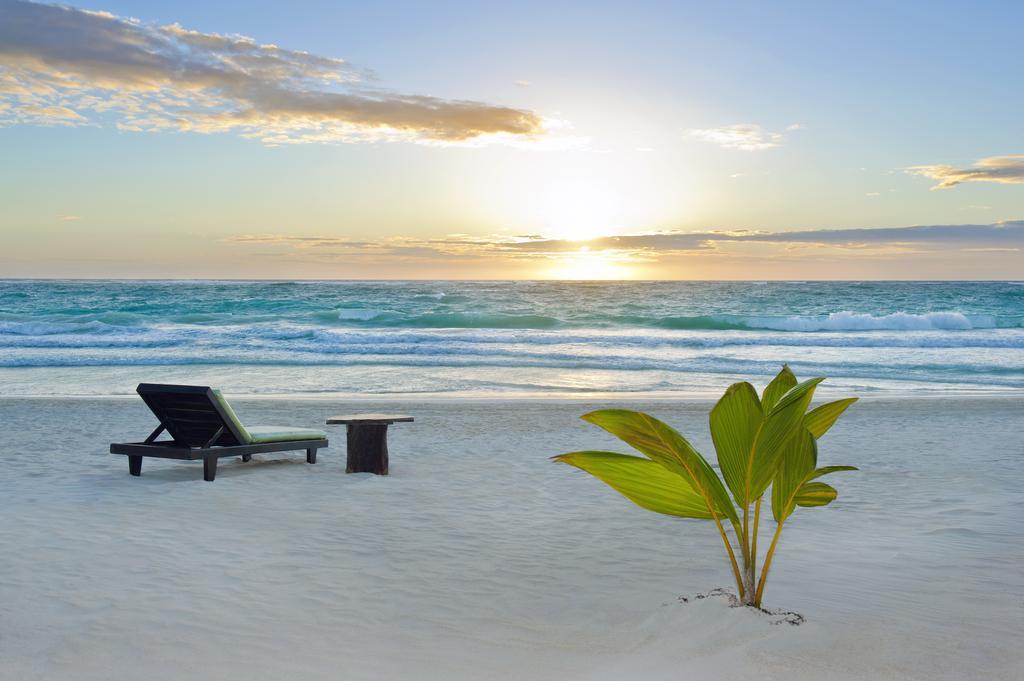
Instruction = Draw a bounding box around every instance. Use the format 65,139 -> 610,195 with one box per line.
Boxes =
1,396 -> 1021,680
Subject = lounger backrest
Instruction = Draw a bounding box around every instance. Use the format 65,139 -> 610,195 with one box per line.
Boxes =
136,384 -> 250,447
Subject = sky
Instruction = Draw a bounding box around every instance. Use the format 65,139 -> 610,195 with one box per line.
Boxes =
0,0 -> 1022,279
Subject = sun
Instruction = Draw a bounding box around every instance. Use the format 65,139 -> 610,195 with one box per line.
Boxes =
546,247 -> 634,280
539,180 -> 622,241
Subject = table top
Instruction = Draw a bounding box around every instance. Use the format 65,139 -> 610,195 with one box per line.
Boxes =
326,414 -> 415,425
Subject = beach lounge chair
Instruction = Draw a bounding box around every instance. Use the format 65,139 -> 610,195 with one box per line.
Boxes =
110,384 -> 328,481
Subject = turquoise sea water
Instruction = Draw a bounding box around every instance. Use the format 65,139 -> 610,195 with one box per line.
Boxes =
0,280 -> 1021,396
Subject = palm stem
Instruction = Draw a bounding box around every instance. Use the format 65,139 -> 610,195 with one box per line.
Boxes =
742,503 -> 749,562
754,519 -> 785,607
711,514 -> 745,600
740,503 -> 754,602
751,497 -> 761,582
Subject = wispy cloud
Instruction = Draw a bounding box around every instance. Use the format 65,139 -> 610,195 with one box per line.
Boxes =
229,221 -> 1024,267
0,1 -> 547,145
686,123 -> 798,151
905,155 -> 1024,190
501,221 -> 1024,253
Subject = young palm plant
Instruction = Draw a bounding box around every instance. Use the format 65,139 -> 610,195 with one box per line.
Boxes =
552,366 -> 857,607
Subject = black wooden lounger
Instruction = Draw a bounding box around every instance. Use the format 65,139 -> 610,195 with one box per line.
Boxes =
110,384 -> 328,481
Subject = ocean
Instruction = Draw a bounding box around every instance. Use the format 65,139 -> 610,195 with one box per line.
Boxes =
1,280 -> 1021,396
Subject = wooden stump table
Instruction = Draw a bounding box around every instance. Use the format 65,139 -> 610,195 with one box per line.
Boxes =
325,414 -> 414,475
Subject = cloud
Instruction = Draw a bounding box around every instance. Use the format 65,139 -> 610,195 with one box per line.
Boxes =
905,155 -> 1024,190
495,221 -> 1023,255
229,221 -> 1024,267
20,104 -> 85,124
0,1 -> 547,145
686,123 -> 797,151
729,221 -> 1023,247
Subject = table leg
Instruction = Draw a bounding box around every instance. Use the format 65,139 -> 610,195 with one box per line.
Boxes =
346,424 -> 389,475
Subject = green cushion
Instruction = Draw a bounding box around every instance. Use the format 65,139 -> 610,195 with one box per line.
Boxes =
245,426 -> 328,444
210,389 -> 325,444
210,389 -> 254,444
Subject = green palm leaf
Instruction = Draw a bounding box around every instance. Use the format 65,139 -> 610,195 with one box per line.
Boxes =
772,432 -> 858,521
794,481 -> 838,507
761,365 -> 797,412
709,381 -> 763,507
711,376 -> 823,509
581,409 -> 738,523
553,451 -> 713,518
770,427 -> 818,522
807,465 -> 859,481
805,398 -> 858,439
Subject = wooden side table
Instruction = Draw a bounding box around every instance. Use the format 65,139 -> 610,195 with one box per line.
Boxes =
325,414 -> 414,475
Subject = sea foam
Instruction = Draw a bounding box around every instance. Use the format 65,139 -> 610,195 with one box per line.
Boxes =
739,311 -> 995,332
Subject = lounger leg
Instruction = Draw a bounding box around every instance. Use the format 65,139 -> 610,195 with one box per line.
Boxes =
128,455 -> 142,477
203,456 -> 218,482
306,448 -> 317,464
241,454 -> 252,462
